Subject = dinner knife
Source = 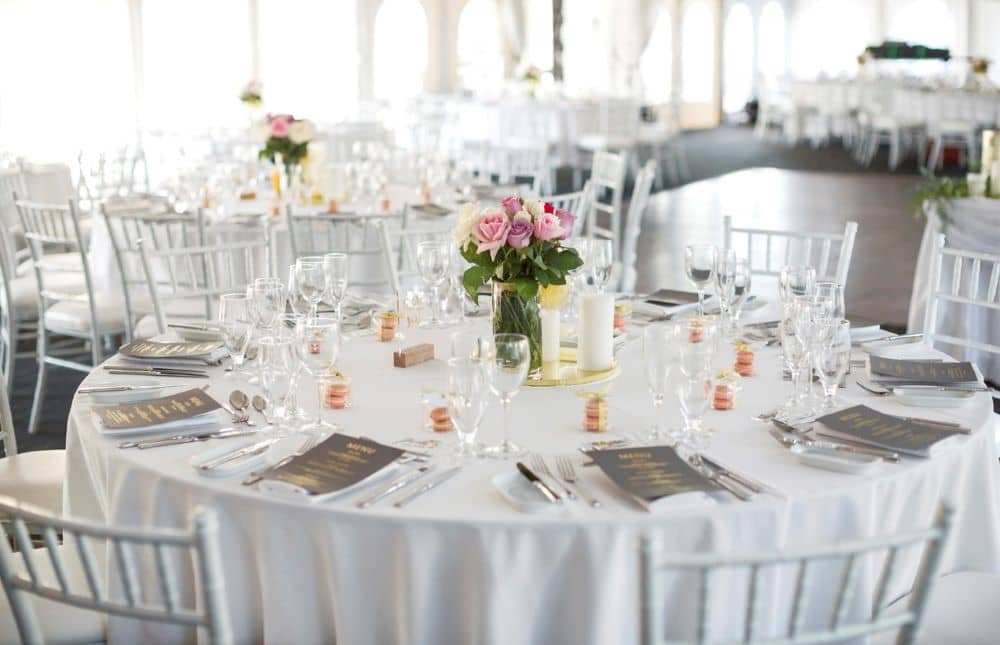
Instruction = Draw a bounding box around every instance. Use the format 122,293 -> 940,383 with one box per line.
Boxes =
197,438 -> 278,471
516,462 -> 561,503
393,466 -> 462,508
126,428 -> 257,450
80,383 -> 190,394
357,466 -> 435,508
699,455 -> 784,498
106,368 -> 209,378
860,333 -> 923,346
771,420 -> 901,463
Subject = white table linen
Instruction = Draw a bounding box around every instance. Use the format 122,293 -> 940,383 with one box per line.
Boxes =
63,311 -> 1000,644
907,198 -> 1000,382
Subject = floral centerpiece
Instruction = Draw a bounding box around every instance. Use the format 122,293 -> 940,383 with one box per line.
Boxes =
253,114 -> 317,171
239,80 -> 263,107
455,195 -> 583,373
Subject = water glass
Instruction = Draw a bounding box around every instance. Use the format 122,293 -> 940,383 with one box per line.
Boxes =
416,240 -> 450,328
814,318 -> 851,412
323,253 -> 349,322
481,333 -> 530,459
779,265 -> 816,304
218,293 -> 251,379
286,264 -> 310,316
588,239 -> 614,292
450,330 -> 490,361
447,357 -> 488,459
295,317 -> 341,435
256,336 -> 298,435
294,257 -> 327,319
684,244 -> 718,315
251,278 -> 286,333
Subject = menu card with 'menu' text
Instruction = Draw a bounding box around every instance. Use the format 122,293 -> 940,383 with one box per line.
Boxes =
817,405 -> 965,457
584,445 -> 721,510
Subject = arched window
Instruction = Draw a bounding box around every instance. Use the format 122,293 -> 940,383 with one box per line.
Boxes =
639,7 -> 672,104
758,1 -> 785,82
374,0 -> 428,102
888,0 -> 953,49
682,1 -> 714,103
457,0 -> 504,95
258,0 -> 357,121
723,3 -> 754,113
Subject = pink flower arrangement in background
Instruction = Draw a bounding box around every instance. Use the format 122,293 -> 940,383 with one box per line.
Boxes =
455,195 -> 583,301
254,113 -> 317,167
239,80 -> 262,105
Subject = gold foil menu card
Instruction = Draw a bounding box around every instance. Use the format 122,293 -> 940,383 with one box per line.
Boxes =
260,433 -> 404,498
584,446 -> 721,510
869,357 -> 978,385
120,339 -> 228,364
816,405 -> 965,458
93,388 -> 221,432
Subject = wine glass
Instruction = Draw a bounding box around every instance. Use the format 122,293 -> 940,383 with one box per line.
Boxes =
813,282 -> 846,320
778,296 -> 820,421
450,330 -> 489,361
814,318 -> 851,412
481,333 -> 529,459
294,256 -> 327,319
218,293 -> 250,379
643,323 -> 679,441
730,259 -> 752,328
295,317 -> 341,436
323,253 -> 349,323
416,240 -> 450,328
251,278 -> 286,333
286,264 -> 310,316
256,335 -> 298,435
588,239 -> 614,292
447,356 -> 488,460
779,265 -> 816,304
684,244 -> 718,316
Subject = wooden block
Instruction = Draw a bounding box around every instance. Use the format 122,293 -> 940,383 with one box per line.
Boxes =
393,343 -> 434,368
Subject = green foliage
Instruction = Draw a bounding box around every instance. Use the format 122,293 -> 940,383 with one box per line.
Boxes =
259,137 -> 309,167
912,172 -> 970,228
458,240 -> 582,302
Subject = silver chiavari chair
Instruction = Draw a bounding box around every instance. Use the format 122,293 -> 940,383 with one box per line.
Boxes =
723,216 -> 859,287
0,495 -> 233,645
15,198 -> 125,435
618,160 -> 657,294
640,504 -> 954,645
377,221 -> 452,297
495,144 -> 549,195
137,234 -> 271,336
586,151 -> 627,260
546,181 -> 593,238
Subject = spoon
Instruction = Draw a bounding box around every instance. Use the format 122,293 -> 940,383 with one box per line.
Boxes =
244,345 -> 259,361
230,390 -> 251,414
252,394 -> 270,424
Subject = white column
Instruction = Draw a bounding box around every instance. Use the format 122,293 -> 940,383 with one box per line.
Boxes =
248,0 -> 261,81
127,0 -> 144,143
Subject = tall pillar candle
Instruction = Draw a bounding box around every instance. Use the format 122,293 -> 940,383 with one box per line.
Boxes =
992,161 -> 1000,198
983,130 -> 996,174
577,293 -> 614,371
540,308 -> 561,380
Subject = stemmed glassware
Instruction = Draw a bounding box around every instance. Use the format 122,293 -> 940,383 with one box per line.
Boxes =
323,253 -> 349,323
294,256 -> 327,319
714,250 -> 738,338
218,293 -> 250,379
779,265 -> 817,304
416,240 -> 450,328
813,282 -> 846,319
673,319 -> 718,454
251,278 -> 287,333
588,239 -> 614,292
295,317 -> 341,436
447,356 -> 489,460
684,244 -> 718,315
643,323 -> 680,441
730,259 -> 752,328
481,333 -> 529,459
778,295 -> 828,420
814,319 -> 851,412
256,336 -> 298,435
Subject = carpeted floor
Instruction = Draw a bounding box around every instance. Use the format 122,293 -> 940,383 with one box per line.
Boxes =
9,125 -> 947,453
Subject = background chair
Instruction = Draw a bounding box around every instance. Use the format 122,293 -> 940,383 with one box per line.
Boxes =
0,496 -> 232,644
617,160 -> 658,294
585,151 -> 627,260
640,504 -> 953,645
545,182 -> 593,239
0,375 -> 64,516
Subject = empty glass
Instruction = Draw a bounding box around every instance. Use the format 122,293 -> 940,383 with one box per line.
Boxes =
731,259 -> 752,327
588,239 -> 614,292
813,282 -> 846,320
447,356 -> 489,460
296,317 -> 341,435
218,293 -> 250,379
294,257 -> 327,319
714,251 -> 738,337
323,253 -> 349,322
643,323 -> 680,441
684,244 -> 718,315
286,264 -> 310,316
256,336 -> 298,435
416,240 -> 450,328
673,322 -> 717,454
779,265 -> 816,304
450,330 -> 489,361
251,278 -> 286,334
814,318 -> 850,412
481,333 -> 529,459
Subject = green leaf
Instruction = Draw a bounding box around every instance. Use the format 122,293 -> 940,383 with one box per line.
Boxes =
512,277 -> 538,300
463,266 -> 492,303
544,248 -> 584,273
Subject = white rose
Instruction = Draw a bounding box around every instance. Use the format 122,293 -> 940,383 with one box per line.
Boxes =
453,201 -> 480,243
252,120 -> 271,142
524,199 -> 544,218
289,119 -> 317,144
513,210 -> 532,223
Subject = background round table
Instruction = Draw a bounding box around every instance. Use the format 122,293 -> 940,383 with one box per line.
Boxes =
64,316 -> 1000,644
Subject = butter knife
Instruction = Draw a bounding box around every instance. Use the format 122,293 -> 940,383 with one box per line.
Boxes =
357,466 -> 435,508
516,462 -> 560,503
197,438 -> 277,471
393,466 -> 462,508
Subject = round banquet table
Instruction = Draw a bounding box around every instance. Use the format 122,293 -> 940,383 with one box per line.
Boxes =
64,310 -> 1000,644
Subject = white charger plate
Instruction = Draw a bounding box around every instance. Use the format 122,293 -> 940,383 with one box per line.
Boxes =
790,444 -> 881,474
493,471 -> 569,516
892,387 -> 976,408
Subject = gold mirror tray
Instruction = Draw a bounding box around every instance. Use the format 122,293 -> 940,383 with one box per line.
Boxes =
526,348 -> 620,388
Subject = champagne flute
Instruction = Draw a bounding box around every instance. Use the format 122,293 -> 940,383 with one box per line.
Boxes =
588,239 -> 614,292
256,335 -> 298,436
251,278 -> 286,333
294,256 -> 327,320
779,265 -> 816,304
323,253 -> 349,323
731,259 -> 752,328
673,319 -> 717,453
481,333 -> 529,459
218,293 -> 250,379
416,240 -> 450,328
286,264 -> 310,316
714,250 -> 738,338
643,323 -> 679,441
814,282 -> 846,319
814,319 -> 851,412
296,317 -> 341,436
684,244 -> 718,316
447,356 -> 488,460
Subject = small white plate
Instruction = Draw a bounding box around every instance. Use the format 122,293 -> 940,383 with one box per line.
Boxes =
493,472 -> 569,516
893,387 -> 976,408
86,382 -> 170,404
174,325 -> 225,342
190,438 -> 273,478
790,444 -> 881,474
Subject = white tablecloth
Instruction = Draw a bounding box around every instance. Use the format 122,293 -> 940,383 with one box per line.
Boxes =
907,198 -> 1000,382
63,310 -> 1000,644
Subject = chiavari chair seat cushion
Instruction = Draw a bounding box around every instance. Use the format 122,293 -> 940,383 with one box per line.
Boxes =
9,273 -> 87,319
0,544 -> 104,644
15,252 -> 85,278
874,572 -> 1000,645
0,450 -> 64,515
43,298 -> 126,335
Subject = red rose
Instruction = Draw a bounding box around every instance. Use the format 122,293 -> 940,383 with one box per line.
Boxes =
544,202 -> 554,214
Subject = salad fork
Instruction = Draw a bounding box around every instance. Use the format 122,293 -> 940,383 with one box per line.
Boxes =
555,456 -> 600,508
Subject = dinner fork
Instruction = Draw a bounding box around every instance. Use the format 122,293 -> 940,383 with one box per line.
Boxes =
555,456 -> 600,508
530,455 -> 575,500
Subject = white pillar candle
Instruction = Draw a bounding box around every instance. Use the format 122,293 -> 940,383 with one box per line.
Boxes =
577,293 -> 614,372
540,308 -> 561,379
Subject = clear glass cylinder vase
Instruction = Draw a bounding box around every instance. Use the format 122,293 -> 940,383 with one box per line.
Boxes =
491,281 -> 542,377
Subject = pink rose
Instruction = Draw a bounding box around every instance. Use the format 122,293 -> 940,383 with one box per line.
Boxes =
474,212 -> 511,260
500,195 -> 522,217
269,114 -> 292,138
533,212 -> 563,241
507,218 -> 533,249
555,208 -> 576,240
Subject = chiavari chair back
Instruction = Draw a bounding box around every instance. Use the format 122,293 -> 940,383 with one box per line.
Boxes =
618,160 -> 657,293
586,151 -> 627,259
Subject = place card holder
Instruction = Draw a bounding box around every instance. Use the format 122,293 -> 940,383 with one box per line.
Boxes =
394,343 -> 434,368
